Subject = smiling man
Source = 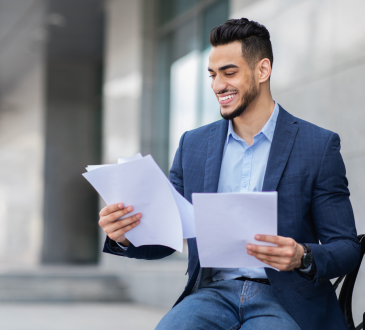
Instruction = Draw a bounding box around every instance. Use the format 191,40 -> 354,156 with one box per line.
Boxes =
99,18 -> 360,330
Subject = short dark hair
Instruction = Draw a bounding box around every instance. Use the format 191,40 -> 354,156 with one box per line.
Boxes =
209,18 -> 273,70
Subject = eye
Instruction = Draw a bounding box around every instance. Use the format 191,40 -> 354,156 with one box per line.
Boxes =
209,75 -> 216,78
225,72 -> 235,76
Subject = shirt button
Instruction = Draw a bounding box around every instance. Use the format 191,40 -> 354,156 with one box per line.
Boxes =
243,183 -> 248,188
246,151 -> 251,155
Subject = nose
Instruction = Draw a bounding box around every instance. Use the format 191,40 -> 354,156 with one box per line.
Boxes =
211,75 -> 227,94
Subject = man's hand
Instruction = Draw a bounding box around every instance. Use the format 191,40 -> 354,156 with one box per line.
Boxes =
98,203 -> 142,247
246,235 -> 305,271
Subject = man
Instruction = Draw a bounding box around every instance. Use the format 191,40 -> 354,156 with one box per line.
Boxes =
99,18 -> 360,330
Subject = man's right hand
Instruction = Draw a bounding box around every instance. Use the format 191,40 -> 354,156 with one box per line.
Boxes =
98,203 -> 141,247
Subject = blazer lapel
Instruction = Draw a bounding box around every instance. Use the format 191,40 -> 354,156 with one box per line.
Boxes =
204,120 -> 229,192
263,106 -> 299,192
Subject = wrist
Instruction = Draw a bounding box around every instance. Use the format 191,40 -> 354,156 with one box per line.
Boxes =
117,238 -> 130,247
298,243 -> 313,269
296,243 -> 305,268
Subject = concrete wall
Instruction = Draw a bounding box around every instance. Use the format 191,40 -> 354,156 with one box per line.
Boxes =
41,0 -> 104,264
102,0 -> 142,163
0,42 -> 45,266
230,0 -> 365,324
100,0 -> 188,308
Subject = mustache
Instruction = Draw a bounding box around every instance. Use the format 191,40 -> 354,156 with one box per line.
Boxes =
217,89 -> 238,95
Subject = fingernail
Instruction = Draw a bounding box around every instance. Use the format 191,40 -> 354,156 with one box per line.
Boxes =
136,213 -> 141,219
255,235 -> 261,240
247,250 -> 252,255
247,244 -> 251,250
127,206 -> 133,212
118,203 -> 123,209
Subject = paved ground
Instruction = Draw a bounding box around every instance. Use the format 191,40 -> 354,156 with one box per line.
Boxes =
0,303 -> 169,330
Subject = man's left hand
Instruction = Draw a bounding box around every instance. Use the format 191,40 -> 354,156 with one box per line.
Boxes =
246,235 -> 305,271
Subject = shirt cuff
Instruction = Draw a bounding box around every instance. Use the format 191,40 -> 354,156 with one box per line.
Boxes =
115,241 -> 128,251
298,264 -> 312,273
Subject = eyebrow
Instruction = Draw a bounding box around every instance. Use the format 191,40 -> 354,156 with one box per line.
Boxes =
208,64 -> 239,72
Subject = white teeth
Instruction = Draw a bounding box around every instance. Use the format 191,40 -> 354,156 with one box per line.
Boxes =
219,94 -> 236,101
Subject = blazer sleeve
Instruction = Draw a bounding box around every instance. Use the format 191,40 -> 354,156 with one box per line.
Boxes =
308,132 -> 360,285
169,131 -> 187,196
103,236 -> 175,260
102,132 -> 188,261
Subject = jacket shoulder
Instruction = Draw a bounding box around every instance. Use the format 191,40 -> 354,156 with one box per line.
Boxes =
183,119 -> 226,145
280,106 -> 337,141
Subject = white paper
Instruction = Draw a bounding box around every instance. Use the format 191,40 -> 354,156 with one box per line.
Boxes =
117,154 -> 196,239
86,153 -> 143,172
118,153 -> 143,164
86,153 -> 143,173
166,183 -> 195,239
86,164 -> 112,172
192,192 -> 278,269
83,155 -> 184,252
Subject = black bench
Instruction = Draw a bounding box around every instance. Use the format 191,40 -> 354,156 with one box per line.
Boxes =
333,234 -> 365,330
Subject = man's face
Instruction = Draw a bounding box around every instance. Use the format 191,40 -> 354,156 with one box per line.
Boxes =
208,41 -> 258,120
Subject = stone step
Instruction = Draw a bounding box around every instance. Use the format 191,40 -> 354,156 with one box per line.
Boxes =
0,268 -> 130,302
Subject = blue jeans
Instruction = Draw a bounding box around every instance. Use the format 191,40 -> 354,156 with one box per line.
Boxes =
155,280 -> 301,330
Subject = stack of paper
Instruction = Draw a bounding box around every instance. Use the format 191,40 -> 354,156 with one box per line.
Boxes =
83,154 -> 278,268
83,154 -> 195,252
193,192 -> 278,269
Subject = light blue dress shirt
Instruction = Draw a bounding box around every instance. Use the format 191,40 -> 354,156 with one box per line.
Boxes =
211,101 -> 279,281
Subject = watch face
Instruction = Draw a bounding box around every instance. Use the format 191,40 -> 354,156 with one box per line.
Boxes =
302,253 -> 313,268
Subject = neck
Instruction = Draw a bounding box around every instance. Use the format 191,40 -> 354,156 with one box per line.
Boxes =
232,93 -> 275,146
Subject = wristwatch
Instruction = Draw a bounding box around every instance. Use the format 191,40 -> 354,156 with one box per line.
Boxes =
298,243 -> 313,269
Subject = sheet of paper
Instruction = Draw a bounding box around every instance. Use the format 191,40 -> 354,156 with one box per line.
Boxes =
192,192 -> 278,268
118,153 -> 143,164
117,154 -> 195,239
83,155 -> 183,252
85,153 -> 195,240
166,183 -> 195,239
86,164 -> 112,172
86,153 -> 143,172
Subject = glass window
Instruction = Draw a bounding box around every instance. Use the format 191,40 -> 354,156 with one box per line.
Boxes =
168,18 -> 200,164
156,0 -> 229,165
147,0 -> 228,259
200,0 -> 229,127
159,0 -> 202,26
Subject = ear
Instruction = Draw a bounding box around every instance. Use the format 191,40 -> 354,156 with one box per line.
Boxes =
257,58 -> 271,83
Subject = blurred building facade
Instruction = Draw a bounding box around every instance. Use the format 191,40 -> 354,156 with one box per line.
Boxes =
0,0 -> 364,320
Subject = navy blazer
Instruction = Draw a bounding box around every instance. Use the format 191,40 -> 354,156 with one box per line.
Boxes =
103,106 -> 360,330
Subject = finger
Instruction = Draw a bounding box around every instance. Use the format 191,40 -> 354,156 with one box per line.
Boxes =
99,206 -> 133,228
104,213 -> 142,234
103,206 -> 134,223
255,258 -> 289,271
247,244 -> 282,256
99,203 -> 124,217
254,235 -> 291,246
247,244 -> 295,258
253,254 -> 294,271
249,251 -> 285,264
108,219 -> 141,242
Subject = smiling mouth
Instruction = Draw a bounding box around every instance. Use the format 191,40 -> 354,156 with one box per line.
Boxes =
218,93 -> 238,104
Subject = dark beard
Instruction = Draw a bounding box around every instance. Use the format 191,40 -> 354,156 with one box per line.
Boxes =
220,80 -> 258,120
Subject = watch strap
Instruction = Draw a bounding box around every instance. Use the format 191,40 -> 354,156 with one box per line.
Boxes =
299,243 -> 313,269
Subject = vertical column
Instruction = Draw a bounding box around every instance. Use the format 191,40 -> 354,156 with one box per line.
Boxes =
42,0 -> 104,263
102,0 -> 143,164
100,0 -> 143,267
0,1 -> 46,266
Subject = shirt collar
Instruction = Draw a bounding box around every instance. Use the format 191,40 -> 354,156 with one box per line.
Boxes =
226,101 -> 279,144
